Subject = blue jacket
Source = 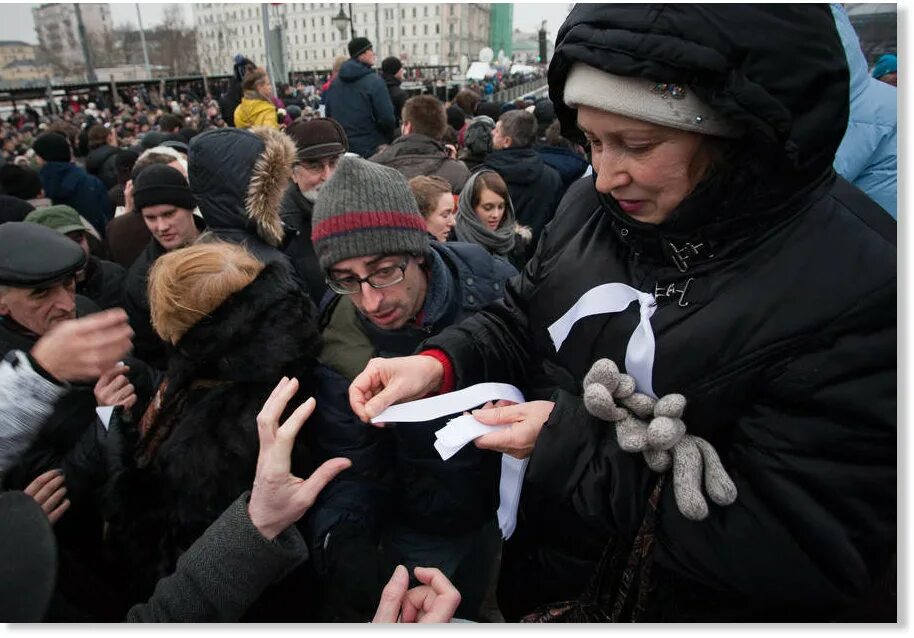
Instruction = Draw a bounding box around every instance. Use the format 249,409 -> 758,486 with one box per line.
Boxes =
39,162 -> 112,236
307,242 -> 516,599
324,59 -> 397,158
536,144 -> 589,191
831,3 -> 897,218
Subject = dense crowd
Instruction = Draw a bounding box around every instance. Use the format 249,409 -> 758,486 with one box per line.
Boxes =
0,3 -> 896,625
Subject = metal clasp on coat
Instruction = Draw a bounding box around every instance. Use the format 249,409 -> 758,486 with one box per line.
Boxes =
668,241 -> 712,273
654,277 -> 694,307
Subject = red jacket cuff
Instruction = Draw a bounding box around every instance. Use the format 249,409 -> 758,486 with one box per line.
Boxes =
419,349 -> 456,395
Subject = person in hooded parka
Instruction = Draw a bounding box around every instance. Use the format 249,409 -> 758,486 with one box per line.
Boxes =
346,3 -> 896,623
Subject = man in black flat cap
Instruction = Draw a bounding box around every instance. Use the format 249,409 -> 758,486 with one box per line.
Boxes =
324,37 -> 396,158
281,118 -> 349,304
0,222 -> 154,621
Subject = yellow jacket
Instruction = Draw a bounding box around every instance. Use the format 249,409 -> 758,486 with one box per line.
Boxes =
234,94 -> 278,129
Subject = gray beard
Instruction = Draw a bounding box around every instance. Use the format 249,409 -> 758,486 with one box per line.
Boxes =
302,188 -> 320,203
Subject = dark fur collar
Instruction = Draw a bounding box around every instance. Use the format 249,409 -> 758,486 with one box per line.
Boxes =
166,262 -> 321,390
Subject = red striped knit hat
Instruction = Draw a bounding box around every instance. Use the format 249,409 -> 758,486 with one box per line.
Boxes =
311,155 -> 428,270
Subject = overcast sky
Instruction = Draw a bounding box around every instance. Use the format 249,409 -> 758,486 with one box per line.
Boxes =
2,3 -> 572,45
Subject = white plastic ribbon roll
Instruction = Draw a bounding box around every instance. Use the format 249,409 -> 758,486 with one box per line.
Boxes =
548,282 -> 657,398
371,383 -> 529,539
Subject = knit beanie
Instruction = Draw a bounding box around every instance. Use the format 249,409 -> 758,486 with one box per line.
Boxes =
0,164 -> 43,200
0,195 -> 34,225
872,53 -> 897,79
475,101 -> 502,121
285,118 -> 349,160
32,132 -> 71,163
533,98 -> 556,125
132,164 -> 196,212
348,37 -> 373,59
446,105 -> 466,132
311,156 -> 428,270
381,56 -> 403,76
563,62 -> 741,138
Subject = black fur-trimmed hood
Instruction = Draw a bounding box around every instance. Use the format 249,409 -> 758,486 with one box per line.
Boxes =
188,126 -> 297,247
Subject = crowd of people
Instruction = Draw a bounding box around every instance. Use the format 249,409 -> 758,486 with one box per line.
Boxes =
0,3 -> 896,625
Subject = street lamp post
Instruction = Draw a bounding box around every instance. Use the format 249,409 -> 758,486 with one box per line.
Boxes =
332,3 -> 354,42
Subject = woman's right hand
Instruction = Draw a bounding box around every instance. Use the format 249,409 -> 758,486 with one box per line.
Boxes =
349,356 -> 445,424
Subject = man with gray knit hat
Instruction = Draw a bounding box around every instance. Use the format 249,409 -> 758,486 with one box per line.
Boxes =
307,155 -> 516,622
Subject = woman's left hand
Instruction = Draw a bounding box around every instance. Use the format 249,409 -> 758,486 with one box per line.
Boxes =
471,400 -> 556,459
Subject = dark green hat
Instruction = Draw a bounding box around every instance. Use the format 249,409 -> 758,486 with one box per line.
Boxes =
24,205 -> 86,236
0,222 -> 86,288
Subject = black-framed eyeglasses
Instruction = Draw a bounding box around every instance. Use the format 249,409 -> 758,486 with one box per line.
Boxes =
299,154 -> 342,174
326,258 -> 409,295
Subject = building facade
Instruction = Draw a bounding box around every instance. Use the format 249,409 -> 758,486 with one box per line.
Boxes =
193,3 -> 491,76
32,3 -> 113,71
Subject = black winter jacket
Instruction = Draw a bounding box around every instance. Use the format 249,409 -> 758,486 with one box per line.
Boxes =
122,239 -> 171,370
105,263 -> 323,621
85,144 -> 120,189
79,255 -> 126,311
308,242 -> 517,620
423,4 -> 896,622
481,147 -> 563,244
324,60 -> 397,158
280,183 -> 328,305
382,73 -> 408,126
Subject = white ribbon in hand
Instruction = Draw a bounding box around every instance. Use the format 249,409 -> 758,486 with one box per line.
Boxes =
371,383 -> 528,539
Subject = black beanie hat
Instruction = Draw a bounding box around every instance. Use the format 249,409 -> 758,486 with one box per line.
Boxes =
0,195 -> 35,224
0,164 -> 43,200
32,132 -> 71,163
381,56 -> 403,76
132,164 -> 196,212
348,37 -> 373,58
533,98 -> 556,125
446,105 -> 466,131
475,101 -> 502,121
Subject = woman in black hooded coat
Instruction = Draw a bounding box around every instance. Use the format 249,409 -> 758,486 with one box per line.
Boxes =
347,4 -> 896,623
103,241 -> 324,621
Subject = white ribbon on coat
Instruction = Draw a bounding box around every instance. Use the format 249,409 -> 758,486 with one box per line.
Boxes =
548,282 -> 658,398
369,283 -> 658,540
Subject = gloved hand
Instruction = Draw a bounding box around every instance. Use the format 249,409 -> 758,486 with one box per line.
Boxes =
582,358 -> 737,521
